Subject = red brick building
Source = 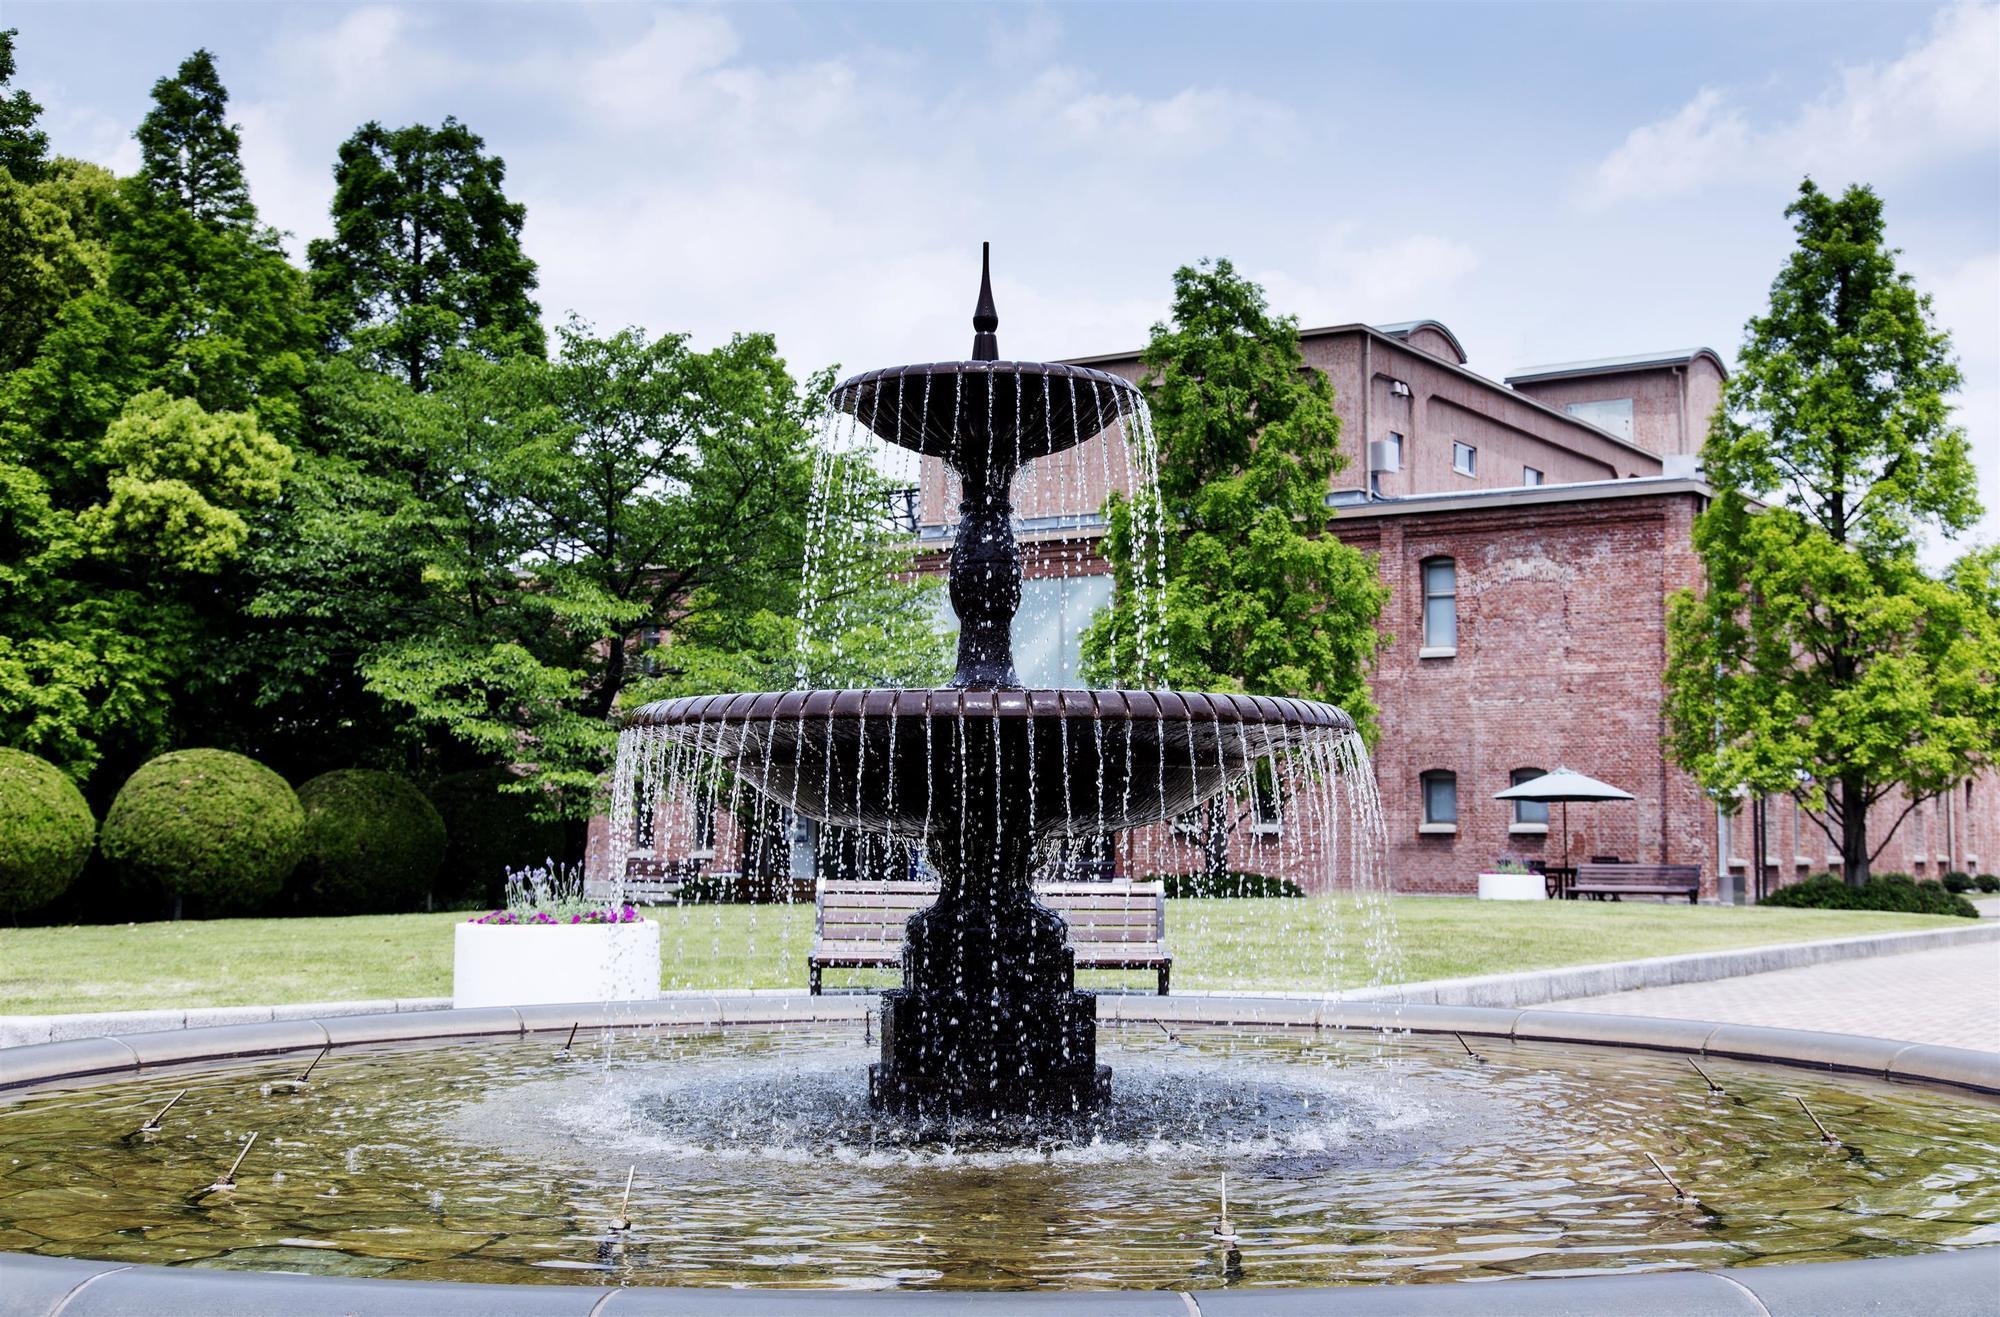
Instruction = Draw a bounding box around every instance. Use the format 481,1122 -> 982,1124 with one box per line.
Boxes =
599,320 -> 1996,901
907,322 -> 1998,900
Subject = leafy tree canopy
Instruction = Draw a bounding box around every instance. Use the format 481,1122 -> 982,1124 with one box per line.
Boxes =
309,117 -> 541,390
0,29 -> 50,182
1665,180 -> 1996,881
1083,258 -> 1386,735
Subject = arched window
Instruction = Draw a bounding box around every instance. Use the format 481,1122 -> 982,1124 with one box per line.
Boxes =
1421,557 -> 1457,654
1510,768 -> 1549,826
1421,770 -> 1457,829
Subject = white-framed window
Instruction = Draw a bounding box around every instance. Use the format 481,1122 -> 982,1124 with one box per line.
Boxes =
1421,557 -> 1457,654
1385,430 -> 1403,467
1565,397 -> 1634,440
1511,768 -> 1549,826
1452,442 -> 1477,476
1523,466 -> 1543,486
1421,771 -> 1458,829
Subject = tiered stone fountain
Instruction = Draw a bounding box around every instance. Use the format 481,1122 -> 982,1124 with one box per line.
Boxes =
620,248 -> 1353,1118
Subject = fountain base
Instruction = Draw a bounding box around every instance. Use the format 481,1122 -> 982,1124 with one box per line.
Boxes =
867,880 -> 1110,1119
871,990 -> 1110,1119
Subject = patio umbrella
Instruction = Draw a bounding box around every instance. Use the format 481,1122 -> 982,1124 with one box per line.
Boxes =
1494,768 -> 1636,873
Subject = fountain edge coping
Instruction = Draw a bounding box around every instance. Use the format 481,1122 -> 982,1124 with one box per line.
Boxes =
3,993 -> 1996,1096
3,917 -> 1993,1049
0,1214 -> 1994,1317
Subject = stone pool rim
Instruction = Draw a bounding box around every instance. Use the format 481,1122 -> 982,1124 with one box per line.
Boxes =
1,996 -> 1996,1316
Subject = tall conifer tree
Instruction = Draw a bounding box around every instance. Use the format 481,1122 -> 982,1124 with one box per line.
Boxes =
309,118 -> 541,390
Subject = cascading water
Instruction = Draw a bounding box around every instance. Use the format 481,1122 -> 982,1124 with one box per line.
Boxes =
612,245 -> 1394,1122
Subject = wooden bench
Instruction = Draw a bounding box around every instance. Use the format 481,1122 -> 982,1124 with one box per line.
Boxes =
1571,863 -> 1701,903
586,856 -> 701,905
809,878 -> 1172,995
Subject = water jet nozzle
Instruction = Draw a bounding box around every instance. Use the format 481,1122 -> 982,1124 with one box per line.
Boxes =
1689,1058 -> 1723,1094
609,1165 -> 635,1233
195,1131 -> 259,1198
1212,1172 -> 1238,1244
1642,1149 -> 1697,1205
137,1088 -> 188,1135
1795,1096 -> 1841,1146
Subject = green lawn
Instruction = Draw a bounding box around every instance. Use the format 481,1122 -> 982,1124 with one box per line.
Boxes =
0,898 -> 1966,1016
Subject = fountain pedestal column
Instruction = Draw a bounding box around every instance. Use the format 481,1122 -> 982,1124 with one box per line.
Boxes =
870,735 -> 1107,1118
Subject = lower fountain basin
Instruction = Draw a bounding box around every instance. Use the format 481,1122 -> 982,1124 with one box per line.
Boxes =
2,998 -> 1996,1310
621,688 -> 1355,835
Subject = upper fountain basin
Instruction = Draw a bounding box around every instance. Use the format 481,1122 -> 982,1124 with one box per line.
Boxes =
621,688 -> 1355,836
831,361 -> 1143,469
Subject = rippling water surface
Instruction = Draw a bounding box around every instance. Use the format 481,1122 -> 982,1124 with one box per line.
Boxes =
2,1023 -> 1995,1289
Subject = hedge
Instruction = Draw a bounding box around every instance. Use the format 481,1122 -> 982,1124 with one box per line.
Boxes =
99,750 -> 303,914
427,768 -> 565,908
1759,872 -> 1977,918
292,770 -> 447,914
1155,871 -> 1306,899
0,748 -> 94,916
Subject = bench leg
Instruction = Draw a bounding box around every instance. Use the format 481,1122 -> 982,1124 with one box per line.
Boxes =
808,964 -> 822,996
1158,965 -> 1170,996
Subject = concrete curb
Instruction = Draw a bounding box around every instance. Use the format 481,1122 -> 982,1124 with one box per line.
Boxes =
7,919 -> 1992,1046
1338,918 -> 2000,1008
4,995 -> 1996,1094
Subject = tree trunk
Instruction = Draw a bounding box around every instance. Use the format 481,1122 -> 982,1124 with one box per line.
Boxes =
1840,773 -> 1870,884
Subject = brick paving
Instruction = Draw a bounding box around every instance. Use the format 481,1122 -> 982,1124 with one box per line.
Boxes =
1551,941 -> 2000,1052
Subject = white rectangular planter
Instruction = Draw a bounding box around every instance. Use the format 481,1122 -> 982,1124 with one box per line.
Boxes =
452,920 -> 661,1008
1476,872 -> 1547,901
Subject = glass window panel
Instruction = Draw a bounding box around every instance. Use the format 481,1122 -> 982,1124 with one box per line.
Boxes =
1424,595 -> 1455,649
1424,773 -> 1457,823
1512,768 -> 1549,824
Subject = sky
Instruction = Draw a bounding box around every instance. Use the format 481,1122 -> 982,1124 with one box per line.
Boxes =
11,1 -> 2000,552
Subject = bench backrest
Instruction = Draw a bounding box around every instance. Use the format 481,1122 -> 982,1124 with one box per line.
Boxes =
1574,863 -> 1701,888
816,879 -> 1166,945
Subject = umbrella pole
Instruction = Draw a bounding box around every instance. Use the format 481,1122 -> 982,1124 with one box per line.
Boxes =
1563,801 -> 1570,875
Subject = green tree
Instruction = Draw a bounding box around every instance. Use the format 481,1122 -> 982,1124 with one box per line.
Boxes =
1664,180 -> 1994,882
0,51 -> 308,788
108,48 -> 312,435
1083,258 -> 1386,727
0,28 -> 50,183
309,118 -> 541,391
337,323 -> 906,820
0,158 -> 116,373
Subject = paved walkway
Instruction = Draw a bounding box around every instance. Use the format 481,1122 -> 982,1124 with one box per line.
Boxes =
1552,941 -> 2000,1052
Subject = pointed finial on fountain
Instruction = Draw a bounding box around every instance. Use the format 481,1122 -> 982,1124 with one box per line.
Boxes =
971,241 -> 999,361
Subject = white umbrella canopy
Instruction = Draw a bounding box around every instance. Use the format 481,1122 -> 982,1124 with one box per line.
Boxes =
1493,768 -> 1635,803
1493,767 -> 1636,879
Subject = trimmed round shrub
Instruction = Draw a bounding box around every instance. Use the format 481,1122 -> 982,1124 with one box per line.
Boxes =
1759,872 -> 1977,918
1976,874 -> 2000,894
427,768 -> 564,909
1942,870 -> 1973,894
100,750 -> 303,914
292,770 -> 447,914
0,748 -> 94,916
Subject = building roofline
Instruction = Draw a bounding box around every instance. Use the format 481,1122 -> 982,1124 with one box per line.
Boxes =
1327,474 -> 1716,521
1367,318 -> 1468,363
1065,323 -> 1665,467
1505,348 -> 1729,385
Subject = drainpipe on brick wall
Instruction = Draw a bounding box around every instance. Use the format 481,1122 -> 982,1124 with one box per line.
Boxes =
1673,366 -> 1688,456
1361,335 -> 1373,497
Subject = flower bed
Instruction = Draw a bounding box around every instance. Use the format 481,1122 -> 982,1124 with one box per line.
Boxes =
469,903 -> 644,926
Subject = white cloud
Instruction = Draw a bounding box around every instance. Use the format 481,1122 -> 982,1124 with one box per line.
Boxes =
1917,249 -> 2000,562
1583,1 -> 2000,207
1257,228 -> 1482,329
1010,67 -> 1296,158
